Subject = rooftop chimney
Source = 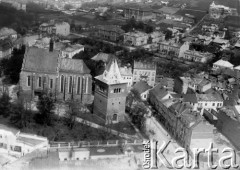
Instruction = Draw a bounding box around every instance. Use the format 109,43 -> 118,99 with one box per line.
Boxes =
49,38 -> 54,52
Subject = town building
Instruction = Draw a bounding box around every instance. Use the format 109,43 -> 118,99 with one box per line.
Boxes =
132,81 -> 152,101
180,50 -> 214,63
39,21 -> 70,36
133,61 -> 156,87
0,40 -> 13,58
123,31 -> 149,46
148,86 -> 215,151
212,59 -> 234,70
119,66 -> 133,89
0,124 -> 48,157
93,56 -> 128,124
0,27 -> 17,40
95,25 -> 125,42
61,44 -> 84,59
20,45 -> 92,103
209,1 -> 238,19
158,40 -> 190,58
123,3 -> 154,21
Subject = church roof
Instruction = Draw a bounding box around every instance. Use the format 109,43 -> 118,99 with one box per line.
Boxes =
59,58 -> 90,74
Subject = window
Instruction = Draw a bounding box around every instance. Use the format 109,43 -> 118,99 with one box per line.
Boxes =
112,114 -> 118,121
77,77 -> 81,94
112,103 -> 114,105
68,76 -> 73,93
205,103 -> 207,106
99,85 -> 105,92
27,76 -> 31,87
38,77 -> 42,87
60,75 -> 64,93
50,79 -> 53,89
114,88 -> 121,93
212,103 -> 215,106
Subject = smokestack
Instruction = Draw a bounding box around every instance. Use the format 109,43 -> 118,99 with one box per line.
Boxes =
49,38 -> 54,52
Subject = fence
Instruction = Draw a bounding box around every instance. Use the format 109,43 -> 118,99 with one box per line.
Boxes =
49,139 -> 144,150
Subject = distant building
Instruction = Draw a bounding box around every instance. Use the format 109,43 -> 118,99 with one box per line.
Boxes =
133,81 -> 152,101
39,22 -> 70,36
20,45 -> 92,103
95,25 -> 125,42
93,56 -> 128,124
133,61 -> 156,87
212,59 -> 234,70
123,3 -> 154,21
154,6 -> 180,20
0,27 -> 17,40
209,1 -> 238,19
124,31 -> 149,46
0,40 -> 13,59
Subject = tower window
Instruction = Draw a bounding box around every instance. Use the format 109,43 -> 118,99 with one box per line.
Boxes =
38,77 -> 42,88
49,79 -> 53,89
68,76 -> 73,93
114,88 -> 121,93
27,76 -> 31,87
60,75 -> 64,93
112,114 -> 118,121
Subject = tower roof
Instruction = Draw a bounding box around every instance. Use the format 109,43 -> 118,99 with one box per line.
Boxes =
95,55 -> 125,85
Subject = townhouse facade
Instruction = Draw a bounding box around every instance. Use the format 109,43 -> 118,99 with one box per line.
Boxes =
133,61 -> 156,87
0,40 -> 13,58
181,50 -> 214,63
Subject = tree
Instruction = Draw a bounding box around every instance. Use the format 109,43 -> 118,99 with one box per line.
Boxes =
130,103 -> 147,130
0,46 -> 25,84
64,101 -> 79,129
10,102 -> 32,129
165,30 -> 172,41
0,92 -> 11,117
126,88 -> 142,109
35,93 -> 55,126
64,4 -> 73,10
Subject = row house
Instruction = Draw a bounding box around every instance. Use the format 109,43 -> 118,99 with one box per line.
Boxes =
39,21 -> 70,36
180,50 -> 214,63
20,46 -> 92,103
95,25 -> 125,42
123,3 -> 154,21
149,87 -> 215,151
133,61 -> 156,87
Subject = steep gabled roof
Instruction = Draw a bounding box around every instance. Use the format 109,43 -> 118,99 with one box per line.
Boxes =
59,58 -> 90,74
22,47 -> 59,74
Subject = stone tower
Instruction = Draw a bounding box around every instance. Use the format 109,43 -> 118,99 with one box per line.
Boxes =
93,56 -> 128,124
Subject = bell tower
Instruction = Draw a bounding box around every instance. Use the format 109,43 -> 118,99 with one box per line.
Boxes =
93,56 -> 128,124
